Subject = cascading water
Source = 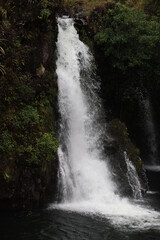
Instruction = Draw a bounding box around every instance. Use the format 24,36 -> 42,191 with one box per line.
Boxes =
139,94 -> 160,172
56,17 -> 116,204
52,17 -> 160,230
142,97 -> 158,165
124,152 -> 142,200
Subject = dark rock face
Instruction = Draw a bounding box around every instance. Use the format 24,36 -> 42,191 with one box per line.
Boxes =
0,161 -> 58,210
74,18 -> 86,26
145,166 -> 160,191
74,9 -> 87,24
106,139 -> 132,197
59,3 -> 87,26
106,119 -> 148,198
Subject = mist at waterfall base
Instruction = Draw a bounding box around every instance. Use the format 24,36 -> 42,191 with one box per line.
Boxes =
48,17 -> 160,232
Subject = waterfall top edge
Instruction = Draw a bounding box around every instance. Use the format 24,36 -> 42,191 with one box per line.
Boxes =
57,17 -> 74,29
61,15 -> 70,19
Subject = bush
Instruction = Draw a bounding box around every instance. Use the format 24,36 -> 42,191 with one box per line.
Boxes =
0,131 -> 16,153
37,133 -> 58,162
12,105 -> 39,129
95,3 -> 160,74
17,132 -> 58,165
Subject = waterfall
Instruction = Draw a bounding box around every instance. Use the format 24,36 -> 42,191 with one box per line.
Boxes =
56,17 -> 117,204
141,96 -> 158,165
53,17 -> 160,228
124,152 -> 142,200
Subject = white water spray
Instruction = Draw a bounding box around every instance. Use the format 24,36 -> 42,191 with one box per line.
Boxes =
56,17 -> 116,203
52,17 -> 160,230
124,152 -> 142,199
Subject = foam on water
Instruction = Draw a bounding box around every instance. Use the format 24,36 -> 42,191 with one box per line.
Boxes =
50,200 -> 160,230
51,198 -> 160,231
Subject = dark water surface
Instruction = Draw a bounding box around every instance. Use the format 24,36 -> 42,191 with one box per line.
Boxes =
1,193 -> 160,240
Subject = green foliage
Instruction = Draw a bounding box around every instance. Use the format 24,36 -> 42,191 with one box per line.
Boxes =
36,133 -> 58,162
142,0 -> 160,16
92,2 -> 160,124
0,6 -> 7,19
13,39 -> 21,49
39,0 -> 56,8
38,8 -> 51,20
12,106 -> 39,129
0,131 -> 16,153
38,0 -> 57,24
95,3 -> 160,73
0,0 -> 59,208
16,132 -> 58,165
16,83 -> 36,103
3,168 -> 11,182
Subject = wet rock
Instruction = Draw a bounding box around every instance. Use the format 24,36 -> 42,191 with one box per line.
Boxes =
74,18 -> 86,26
73,5 -> 87,25
107,119 -> 148,197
